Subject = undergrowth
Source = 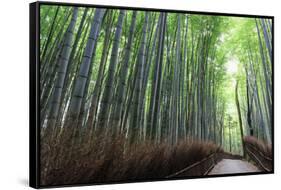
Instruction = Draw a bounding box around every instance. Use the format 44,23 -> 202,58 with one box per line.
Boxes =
243,136 -> 272,158
40,128 -> 222,186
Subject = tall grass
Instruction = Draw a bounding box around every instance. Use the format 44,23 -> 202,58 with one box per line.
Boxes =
40,128 -> 223,186
243,136 -> 272,158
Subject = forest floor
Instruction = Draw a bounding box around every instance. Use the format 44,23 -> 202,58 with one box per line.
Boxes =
208,159 -> 260,175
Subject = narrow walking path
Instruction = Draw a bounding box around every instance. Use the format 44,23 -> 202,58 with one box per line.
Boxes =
208,159 -> 260,175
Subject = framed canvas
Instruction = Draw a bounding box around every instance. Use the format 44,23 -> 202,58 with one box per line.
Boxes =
30,1 -> 274,188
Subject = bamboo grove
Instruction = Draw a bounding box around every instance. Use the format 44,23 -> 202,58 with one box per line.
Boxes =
40,6 -> 272,155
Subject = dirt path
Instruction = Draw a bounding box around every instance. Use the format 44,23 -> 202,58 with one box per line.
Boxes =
208,159 -> 260,175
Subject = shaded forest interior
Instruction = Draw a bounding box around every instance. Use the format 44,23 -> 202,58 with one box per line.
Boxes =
39,5 -> 272,185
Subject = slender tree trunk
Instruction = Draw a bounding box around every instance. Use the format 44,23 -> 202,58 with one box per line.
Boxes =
129,12 -> 149,143
110,11 -> 138,135
41,7 -> 60,61
235,81 -> 246,157
97,10 -> 126,129
67,8 -> 106,126
147,13 -> 166,141
45,7 -> 78,136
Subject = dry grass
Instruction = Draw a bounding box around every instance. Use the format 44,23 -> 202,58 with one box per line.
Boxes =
243,136 -> 272,158
40,128 -> 223,186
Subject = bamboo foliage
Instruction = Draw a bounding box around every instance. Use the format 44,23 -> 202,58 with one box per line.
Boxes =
40,6 -> 273,153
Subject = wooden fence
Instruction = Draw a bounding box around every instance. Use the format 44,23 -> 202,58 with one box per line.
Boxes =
165,152 -> 242,178
165,136 -> 272,178
244,137 -> 272,172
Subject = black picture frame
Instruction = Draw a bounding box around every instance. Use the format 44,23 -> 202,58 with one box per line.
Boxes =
30,1 -> 274,188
